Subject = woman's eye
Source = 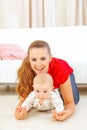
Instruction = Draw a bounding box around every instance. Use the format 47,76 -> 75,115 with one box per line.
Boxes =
31,58 -> 36,61
41,57 -> 46,61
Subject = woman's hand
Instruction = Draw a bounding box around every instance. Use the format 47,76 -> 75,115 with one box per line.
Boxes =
52,109 -> 72,121
14,106 -> 27,120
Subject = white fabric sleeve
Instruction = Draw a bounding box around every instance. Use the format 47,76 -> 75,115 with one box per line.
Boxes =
51,91 -> 64,113
21,91 -> 35,111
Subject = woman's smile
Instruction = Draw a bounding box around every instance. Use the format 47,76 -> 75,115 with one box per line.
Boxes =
34,66 -> 45,73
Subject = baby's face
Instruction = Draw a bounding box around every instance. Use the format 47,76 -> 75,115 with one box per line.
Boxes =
33,83 -> 52,102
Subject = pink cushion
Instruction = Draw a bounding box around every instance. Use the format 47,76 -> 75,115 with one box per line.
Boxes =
0,44 -> 27,60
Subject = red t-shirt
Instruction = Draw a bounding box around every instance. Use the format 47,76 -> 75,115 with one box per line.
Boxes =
48,57 -> 73,89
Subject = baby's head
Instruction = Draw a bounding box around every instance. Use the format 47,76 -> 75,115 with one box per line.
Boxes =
33,73 -> 53,101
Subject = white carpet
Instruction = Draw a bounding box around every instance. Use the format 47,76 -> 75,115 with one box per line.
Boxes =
0,92 -> 87,130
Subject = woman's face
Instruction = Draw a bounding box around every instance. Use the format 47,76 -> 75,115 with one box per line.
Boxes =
29,47 -> 52,74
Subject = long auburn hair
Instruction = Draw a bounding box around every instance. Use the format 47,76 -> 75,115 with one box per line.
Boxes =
16,40 -> 51,98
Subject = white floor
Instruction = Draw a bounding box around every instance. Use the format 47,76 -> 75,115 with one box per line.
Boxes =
0,88 -> 87,130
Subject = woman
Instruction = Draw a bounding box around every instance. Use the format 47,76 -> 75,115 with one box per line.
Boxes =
14,40 -> 79,121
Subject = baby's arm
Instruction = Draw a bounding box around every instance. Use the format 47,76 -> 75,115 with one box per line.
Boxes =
14,97 -> 27,120
51,91 -> 64,113
14,91 -> 35,120
21,91 -> 35,112
51,91 -> 65,121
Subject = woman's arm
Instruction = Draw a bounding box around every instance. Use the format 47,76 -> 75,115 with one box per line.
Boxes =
60,76 -> 75,112
52,77 -> 75,121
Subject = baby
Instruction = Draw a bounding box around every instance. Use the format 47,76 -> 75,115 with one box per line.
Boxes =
21,72 -> 64,113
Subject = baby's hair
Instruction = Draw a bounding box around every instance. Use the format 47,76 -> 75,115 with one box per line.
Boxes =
33,73 -> 53,87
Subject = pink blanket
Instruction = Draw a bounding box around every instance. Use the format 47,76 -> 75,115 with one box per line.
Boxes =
0,44 -> 27,60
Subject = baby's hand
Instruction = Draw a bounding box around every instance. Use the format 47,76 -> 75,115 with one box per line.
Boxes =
14,106 -> 27,120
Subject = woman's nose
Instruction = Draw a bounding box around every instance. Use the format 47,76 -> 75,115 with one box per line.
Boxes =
36,60 -> 41,67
